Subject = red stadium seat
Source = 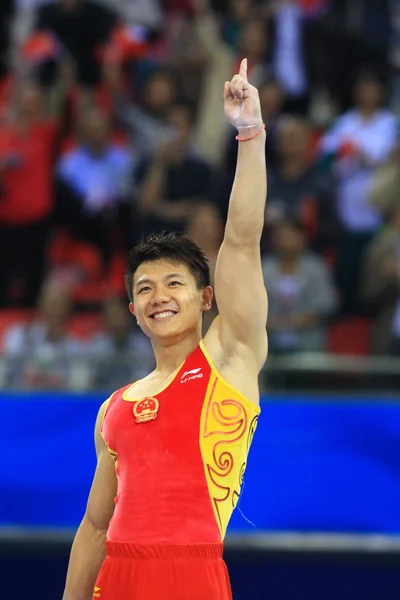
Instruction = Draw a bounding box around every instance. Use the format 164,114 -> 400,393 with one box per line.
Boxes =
327,317 -> 371,356
47,232 -> 104,305
67,312 -> 103,340
106,252 -> 128,295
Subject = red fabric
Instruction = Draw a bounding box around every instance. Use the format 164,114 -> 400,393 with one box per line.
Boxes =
328,318 -> 371,356
0,75 -> 13,121
300,195 -> 318,241
101,345 -> 221,545
164,0 -> 195,15
100,25 -> 150,64
295,0 -> 328,16
21,31 -> 61,64
94,541 -> 232,600
0,121 -> 57,225
67,313 -> 102,340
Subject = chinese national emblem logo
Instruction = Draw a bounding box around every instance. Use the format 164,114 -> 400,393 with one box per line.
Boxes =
133,397 -> 159,423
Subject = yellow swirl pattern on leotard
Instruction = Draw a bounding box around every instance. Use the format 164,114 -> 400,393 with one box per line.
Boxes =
199,369 -> 259,540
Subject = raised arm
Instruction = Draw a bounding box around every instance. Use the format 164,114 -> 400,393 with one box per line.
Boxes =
211,59 -> 268,369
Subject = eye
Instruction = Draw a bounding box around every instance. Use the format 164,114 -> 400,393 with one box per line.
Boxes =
138,286 -> 151,293
169,281 -> 182,287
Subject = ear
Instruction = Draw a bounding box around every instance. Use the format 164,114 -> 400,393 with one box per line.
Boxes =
201,286 -> 213,312
129,302 -> 135,316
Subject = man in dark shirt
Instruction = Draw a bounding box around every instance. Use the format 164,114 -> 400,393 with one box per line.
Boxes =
265,115 -> 338,255
35,0 -> 118,87
133,102 -> 215,241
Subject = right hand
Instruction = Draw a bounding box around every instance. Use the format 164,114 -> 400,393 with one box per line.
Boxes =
224,59 -> 263,132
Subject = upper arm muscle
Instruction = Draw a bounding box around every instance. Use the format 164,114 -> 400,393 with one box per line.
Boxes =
212,240 -> 268,365
85,400 -> 117,533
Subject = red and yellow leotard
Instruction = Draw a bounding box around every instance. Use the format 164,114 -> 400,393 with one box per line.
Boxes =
95,340 -> 260,599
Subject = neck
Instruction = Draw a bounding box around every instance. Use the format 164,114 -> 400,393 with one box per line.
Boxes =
151,329 -> 202,377
359,107 -> 377,119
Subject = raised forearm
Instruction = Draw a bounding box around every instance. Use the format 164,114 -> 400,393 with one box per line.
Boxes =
63,515 -> 107,600
138,162 -> 166,216
225,127 -> 267,246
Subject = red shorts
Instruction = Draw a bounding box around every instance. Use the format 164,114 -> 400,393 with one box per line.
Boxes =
93,541 -> 232,600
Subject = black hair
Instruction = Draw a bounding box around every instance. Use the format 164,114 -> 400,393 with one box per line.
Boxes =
124,232 -> 211,302
354,67 -> 387,88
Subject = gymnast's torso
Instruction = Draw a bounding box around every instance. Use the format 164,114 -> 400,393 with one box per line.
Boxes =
101,340 -> 260,545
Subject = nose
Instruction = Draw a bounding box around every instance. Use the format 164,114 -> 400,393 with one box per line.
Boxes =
149,287 -> 171,306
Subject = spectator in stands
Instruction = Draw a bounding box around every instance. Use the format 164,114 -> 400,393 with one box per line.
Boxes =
86,295 -> 154,390
320,70 -> 398,314
99,0 -> 163,31
265,115 -> 338,255
262,218 -> 336,354
134,101 -> 214,241
56,106 -> 133,263
106,66 -> 179,160
369,143 -> 400,216
258,76 -> 286,168
238,17 -> 272,87
0,0 -> 12,79
271,0 -> 309,113
360,205 -> 400,356
221,0 -> 254,50
185,203 -> 224,333
191,0 -> 272,165
0,81 -> 58,307
2,280 -> 83,389
34,0 -> 118,87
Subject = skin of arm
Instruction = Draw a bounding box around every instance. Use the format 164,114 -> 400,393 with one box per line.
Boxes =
62,400 -> 117,600
212,59 -> 268,371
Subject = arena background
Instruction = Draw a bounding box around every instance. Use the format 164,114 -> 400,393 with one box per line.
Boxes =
1,0 -> 400,599
1,389 -> 400,599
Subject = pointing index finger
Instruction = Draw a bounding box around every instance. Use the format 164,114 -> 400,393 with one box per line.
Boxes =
239,58 -> 248,80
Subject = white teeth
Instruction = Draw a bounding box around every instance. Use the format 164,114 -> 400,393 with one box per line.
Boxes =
153,311 -> 175,320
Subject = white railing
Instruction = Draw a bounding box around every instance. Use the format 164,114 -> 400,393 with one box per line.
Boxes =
0,352 -> 399,393
264,352 -> 400,375
1,527 -> 400,553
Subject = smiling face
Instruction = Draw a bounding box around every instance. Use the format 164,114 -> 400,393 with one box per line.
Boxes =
130,260 -> 213,342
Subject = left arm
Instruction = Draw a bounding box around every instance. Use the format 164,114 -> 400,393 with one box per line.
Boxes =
213,59 -> 268,369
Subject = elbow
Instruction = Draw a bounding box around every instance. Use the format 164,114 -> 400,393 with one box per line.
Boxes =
224,226 -> 263,249
83,512 -> 109,536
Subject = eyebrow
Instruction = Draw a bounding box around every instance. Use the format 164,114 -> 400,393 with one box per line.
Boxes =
135,273 -> 185,287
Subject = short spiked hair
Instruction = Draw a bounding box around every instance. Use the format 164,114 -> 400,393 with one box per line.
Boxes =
124,232 -> 211,302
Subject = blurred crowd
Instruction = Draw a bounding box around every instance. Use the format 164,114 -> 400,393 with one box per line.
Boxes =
0,0 -> 400,391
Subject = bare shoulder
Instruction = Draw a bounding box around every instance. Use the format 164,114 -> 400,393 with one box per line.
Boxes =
94,398 -> 112,457
203,317 -> 268,406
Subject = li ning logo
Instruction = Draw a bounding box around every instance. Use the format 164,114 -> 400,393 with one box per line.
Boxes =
180,368 -> 203,384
